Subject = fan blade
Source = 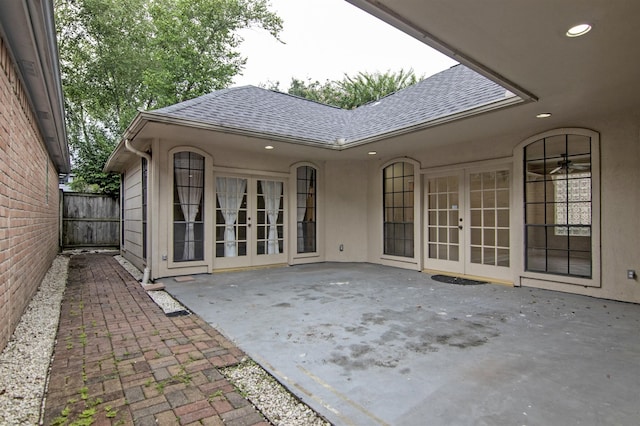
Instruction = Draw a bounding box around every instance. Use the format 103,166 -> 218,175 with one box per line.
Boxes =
550,166 -> 562,174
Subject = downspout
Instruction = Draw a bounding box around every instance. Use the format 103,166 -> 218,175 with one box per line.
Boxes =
124,139 -> 152,284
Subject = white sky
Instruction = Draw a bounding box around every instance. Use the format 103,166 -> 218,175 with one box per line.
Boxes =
232,0 -> 457,88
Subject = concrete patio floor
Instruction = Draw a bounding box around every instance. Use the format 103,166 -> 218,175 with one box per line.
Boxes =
163,262 -> 640,426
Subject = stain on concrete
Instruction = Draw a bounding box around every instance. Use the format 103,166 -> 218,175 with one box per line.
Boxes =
362,312 -> 387,325
343,325 -> 369,336
273,302 -> 292,308
328,307 -> 502,371
349,344 -> 372,358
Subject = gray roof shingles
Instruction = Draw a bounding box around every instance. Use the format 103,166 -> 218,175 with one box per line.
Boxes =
150,65 -> 515,145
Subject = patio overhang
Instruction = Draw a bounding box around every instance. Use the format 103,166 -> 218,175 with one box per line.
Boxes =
346,0 -> 640,125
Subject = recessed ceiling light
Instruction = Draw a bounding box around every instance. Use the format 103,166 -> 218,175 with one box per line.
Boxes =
536,112 -> 552,119
566,23 -> 592,37
368,151 -> 377,155
265,145 -> 274,150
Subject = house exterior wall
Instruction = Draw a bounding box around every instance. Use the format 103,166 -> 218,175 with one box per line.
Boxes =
360,109 -> 640,303
149,138 -> 299,278
122,135 -> 376,279
119,107 -> 640,304
121,159 -> 145,272
323,160 -> 369,263
0,35 -> 61,350
597,112 -> 640,302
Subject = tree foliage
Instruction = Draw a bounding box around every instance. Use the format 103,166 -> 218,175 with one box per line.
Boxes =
55,0 -> 282,195
278,69 -> 423,110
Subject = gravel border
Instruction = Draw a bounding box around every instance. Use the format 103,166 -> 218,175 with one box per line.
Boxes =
114,255 -> 190,316
0,255 -> 69,425
222,360 -> 330,426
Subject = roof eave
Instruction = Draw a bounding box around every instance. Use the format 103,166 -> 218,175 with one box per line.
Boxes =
141,111 -> 342,149
104,112 -> 148,173
106,89 -> 526,172
0,0 -> 70,173
340,95 -> 527,149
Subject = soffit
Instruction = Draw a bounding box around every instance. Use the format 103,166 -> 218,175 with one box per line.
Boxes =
347,0 -> 640,129
0,0 -> 70,173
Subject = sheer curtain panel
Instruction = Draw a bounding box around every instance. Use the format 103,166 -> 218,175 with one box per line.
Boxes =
216,177 -> 247,257
262,180 -> 283,254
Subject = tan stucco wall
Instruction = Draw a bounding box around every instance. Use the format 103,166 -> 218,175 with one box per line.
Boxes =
323,160 -> 369,263
121,107 -> 640,303
562,112 -> 640,302
365,110 -> 640,303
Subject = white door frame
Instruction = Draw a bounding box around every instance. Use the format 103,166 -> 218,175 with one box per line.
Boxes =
213,172 -> 288,270
422,160 -> 513,282
424,170 -> 466,274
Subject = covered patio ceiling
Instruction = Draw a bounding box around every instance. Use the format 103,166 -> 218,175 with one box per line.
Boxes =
347,0 -> 640,124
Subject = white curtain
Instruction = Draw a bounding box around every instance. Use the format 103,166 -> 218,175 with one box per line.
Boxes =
175,153 -> 204,261
216,177 -> 247,257
296,168 -> 311,253
262,180 -> 283,254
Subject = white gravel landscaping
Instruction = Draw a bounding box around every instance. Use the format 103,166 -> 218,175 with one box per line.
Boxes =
114,255 -> 190,316
222,360 -> 330,426
0,255 -> 69,425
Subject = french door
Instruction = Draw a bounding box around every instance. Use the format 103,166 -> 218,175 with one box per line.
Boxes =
425,167 -> 512,281
214,176 -> 286,269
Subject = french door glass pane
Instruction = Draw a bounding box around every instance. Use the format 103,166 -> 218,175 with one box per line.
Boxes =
427,176 -> 459,261
215,177 -> 248,258
469,170 -> 510,267
257,180 -> 284,255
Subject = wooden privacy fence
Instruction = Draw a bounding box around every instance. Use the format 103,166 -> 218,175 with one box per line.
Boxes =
61,192 -> 120,248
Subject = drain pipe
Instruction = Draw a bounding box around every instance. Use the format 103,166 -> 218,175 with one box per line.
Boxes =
124,138 -> 152,284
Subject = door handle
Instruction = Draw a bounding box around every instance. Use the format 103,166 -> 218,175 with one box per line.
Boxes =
458,225 -> 463,230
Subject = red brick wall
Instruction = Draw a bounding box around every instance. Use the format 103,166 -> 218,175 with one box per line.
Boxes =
0,35 -> 61,351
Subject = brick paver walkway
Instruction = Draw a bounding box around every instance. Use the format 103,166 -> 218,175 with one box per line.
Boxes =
44,254 -> 268,426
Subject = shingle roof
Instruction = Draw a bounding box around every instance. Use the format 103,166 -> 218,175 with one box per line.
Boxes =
150,64 -> 516,145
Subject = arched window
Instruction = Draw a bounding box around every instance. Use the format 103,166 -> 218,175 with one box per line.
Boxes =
173,151 -> 204,262
383,162 -> 414,257
524,133 -> 593,277
296,166 -> 316,253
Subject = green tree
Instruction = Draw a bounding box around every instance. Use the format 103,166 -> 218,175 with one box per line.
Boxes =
281,69 -> 422,109
56,0 -> 282,195
337,69 -> 422,109
287,78 -> 342,106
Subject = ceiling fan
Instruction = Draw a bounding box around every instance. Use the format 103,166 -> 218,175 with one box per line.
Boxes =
549,155 -> 590,175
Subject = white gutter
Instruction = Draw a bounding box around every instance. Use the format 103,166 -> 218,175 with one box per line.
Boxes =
139,111 -> 343,149
125,138 -> 151,163
124,139 -> 151,284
